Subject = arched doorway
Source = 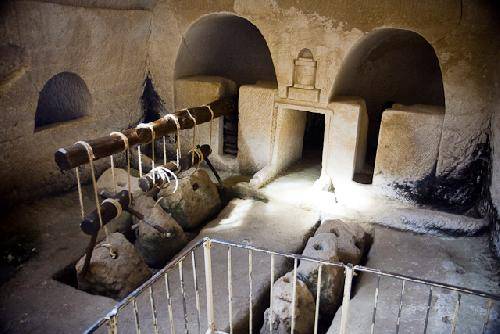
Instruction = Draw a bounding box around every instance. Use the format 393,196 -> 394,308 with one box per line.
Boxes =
332,29 -> 445,183
34,72 -> 91,131
175,13 -> 277,157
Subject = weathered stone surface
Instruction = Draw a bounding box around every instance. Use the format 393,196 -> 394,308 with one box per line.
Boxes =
174,75 -> 237,170
316,219 -> 372,256
96,167 -> 141,197
374,105 -> 445,186
489,107 -> 500,257
297,234 -> 344,317
238,82 -> 277,174
0,43 -> 29,91
132,195 -> 187,268
325,98 -> 367,195
106,211 -> 133,238
0,1 -> 150,207
158,168 -> 221,230
378,208 -> 488,236
260,272 -> 316,334
327,228 -> 500,334
75,233 -> 151,299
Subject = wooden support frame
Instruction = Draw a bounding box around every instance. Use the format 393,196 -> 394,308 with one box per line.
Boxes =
54,97 -> 236,171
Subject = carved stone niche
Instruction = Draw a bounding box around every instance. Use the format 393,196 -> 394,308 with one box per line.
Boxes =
287,48 -> 321,103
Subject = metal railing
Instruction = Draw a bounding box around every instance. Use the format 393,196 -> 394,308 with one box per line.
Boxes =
85,237 -> 500,334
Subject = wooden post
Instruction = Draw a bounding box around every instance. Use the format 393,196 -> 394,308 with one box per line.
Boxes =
80,190 -> 130,236
54,97 -> 236,171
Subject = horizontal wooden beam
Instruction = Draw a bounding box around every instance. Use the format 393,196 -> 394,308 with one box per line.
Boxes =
54,97 -> 236,171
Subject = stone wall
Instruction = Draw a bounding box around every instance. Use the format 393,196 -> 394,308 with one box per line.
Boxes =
0,0 -> 499,243
0,1 -> 151,206
149,1 -> 499,179
147,0 -> 499,252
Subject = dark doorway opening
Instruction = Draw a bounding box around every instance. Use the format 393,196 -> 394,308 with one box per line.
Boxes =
302,112 -> 325,163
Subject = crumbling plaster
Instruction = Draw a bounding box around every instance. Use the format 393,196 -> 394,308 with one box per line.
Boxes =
0,1 -> 151,205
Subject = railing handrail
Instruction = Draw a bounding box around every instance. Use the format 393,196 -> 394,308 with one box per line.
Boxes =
205,237 -> 500,301
85,236 -> 500,333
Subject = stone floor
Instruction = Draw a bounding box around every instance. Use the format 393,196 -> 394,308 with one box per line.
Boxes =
328,227 -> 500,334
0,162 -> 320,333
0,158 -> 498,333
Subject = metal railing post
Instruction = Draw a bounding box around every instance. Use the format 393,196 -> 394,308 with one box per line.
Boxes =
204,239 -> 216,333
107,312 -> 118,334
339,264 -> 354,334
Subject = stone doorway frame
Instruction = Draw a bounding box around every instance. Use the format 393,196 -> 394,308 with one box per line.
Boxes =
250,98 -> 368,194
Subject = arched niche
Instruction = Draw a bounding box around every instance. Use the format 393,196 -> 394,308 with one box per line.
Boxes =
332,28 -> 445,181
34,72 -> 91,131
174,13 -> 277,85
174,13 -> 277,158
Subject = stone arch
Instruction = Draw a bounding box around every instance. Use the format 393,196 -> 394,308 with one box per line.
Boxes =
331,28 -> 445,179
34,71 -> 91,131
174,13 -> 277,85
174,13 -> 277,158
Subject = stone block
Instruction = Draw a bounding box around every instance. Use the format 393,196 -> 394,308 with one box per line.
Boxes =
238,82 -> 277,174
287,86 -> 320,102
158,168 -> 221,230
132,195 -> 187,268
174,75 -> 236,160
75,233 -> 151,299
97,167 -> 142,197
297,234 -> 344,318
374,105 -> 444,185
316,219 -> 372,255
260,272 -> 315,334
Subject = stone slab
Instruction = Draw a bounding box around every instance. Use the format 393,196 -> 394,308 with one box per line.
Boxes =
374,105 -> 445,185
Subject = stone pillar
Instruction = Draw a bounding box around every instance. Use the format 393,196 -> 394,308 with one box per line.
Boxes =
238,82 -> 277,174
325,98 -> 368,187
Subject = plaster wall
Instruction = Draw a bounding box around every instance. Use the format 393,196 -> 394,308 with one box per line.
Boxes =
0,1 -> 151,205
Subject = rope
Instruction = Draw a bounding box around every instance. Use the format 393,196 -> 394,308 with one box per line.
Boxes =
185,109 -> 198,165
188,146 -> 204,170
75,166 -> 85,219
152,166 -> 179,193
110,155 -> 117,193
205,104 -> 215,147
163,114 -> 181,169
137,123 -> 156,182
138,146 -> 143,177
103,198 -> 123,219
110,132 -> 132,205
76,140 -> 116,259
163,136 -> 167,166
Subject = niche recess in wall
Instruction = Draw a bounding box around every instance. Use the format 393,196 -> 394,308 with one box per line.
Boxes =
34,72 -> 91,131
332,28 -> 445,183
175,13 -> 277,156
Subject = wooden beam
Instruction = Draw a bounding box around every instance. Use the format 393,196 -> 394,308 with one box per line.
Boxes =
80,190 -> 130,236
54,97 -> 236,171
